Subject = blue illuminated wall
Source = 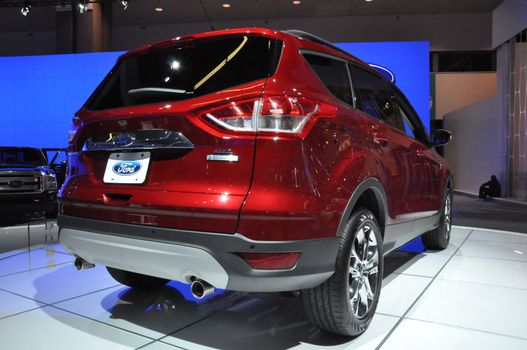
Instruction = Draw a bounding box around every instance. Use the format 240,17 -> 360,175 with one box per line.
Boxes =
0,41 -> 429,148
336,41 -> 430,132
0,52 -> 122,148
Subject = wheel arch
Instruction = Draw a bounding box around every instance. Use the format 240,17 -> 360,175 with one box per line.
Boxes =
336,178 -> 388,239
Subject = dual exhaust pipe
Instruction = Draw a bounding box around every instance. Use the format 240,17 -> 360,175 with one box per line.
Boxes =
73,257 -> 214,299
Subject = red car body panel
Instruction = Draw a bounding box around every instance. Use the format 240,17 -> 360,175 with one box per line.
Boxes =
62,79 -> 266,233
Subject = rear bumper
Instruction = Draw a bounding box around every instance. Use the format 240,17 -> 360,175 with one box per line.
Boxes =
57,215 -> 338,292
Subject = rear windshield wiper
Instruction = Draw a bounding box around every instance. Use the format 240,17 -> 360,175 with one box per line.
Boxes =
128,87 -> 194,95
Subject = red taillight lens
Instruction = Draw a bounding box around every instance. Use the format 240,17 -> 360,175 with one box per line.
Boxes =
203,96 -> 335,135
258,96 -> 319,133
239,252 -> 301,270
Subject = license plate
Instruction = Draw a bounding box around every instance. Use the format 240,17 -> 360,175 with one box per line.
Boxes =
103,152 -> 151,184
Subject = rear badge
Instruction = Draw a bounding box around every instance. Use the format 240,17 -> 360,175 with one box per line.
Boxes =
206,154 -> 239,162
207,150 -> 238,162
112,133 -> 136,147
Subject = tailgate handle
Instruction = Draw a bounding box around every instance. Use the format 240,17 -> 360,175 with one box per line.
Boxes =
103,193 -> 133,203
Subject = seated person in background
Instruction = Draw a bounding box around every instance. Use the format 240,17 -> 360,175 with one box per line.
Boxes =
478,175 -> 501,200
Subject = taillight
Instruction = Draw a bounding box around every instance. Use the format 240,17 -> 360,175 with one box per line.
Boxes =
239,252 -> 301,269
68,116 -> 82,144
258,96 -> 320,133
204,99 -> 257,132
203,96 -> 335,135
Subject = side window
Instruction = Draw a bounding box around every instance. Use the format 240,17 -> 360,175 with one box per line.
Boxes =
303,54 -> 353,105
392,86 -> 430,145
398,106 -> 417,139
349,64 -> 400,129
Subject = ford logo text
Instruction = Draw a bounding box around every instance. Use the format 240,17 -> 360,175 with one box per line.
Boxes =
112,161 -> 142,176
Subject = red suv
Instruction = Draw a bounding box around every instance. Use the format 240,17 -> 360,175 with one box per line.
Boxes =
58,28 -> 452,336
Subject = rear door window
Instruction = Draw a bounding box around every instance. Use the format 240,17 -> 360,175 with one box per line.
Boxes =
399,108 -> 417,139
86,35 -> 282,110
302,54 -> 353,106
349,65 -> 397,123
392,86 -> 430,145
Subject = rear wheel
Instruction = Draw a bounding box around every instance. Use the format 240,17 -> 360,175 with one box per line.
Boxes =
106,267 -> 169,290
301,208 -> 383,336
422,188 -> 452,250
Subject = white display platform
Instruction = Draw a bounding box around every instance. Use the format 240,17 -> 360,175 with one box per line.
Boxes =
0,226 -> 526,350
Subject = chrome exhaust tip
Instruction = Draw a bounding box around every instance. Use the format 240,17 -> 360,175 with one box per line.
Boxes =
190,279 -> 215,299
74,257 -> 95,270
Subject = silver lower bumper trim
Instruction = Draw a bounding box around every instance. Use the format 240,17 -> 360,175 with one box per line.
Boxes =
59,228 -> 229,288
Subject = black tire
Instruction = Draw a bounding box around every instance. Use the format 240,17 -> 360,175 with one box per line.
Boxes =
422,187 -> 452,250
106,267 -> 169,290
301,208 -> 383,336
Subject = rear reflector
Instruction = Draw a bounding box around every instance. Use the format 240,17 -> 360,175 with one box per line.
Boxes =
202,96 -> 335,135
239,252 -> 301,269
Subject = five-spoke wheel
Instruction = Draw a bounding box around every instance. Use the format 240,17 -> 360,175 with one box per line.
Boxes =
349,223 -> 380,319
302,208 -> 383,336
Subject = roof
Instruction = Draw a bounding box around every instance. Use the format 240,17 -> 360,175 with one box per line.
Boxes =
118,27 -> 368,68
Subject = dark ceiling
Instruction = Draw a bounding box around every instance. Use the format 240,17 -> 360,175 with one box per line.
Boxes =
0,0 -> 505,32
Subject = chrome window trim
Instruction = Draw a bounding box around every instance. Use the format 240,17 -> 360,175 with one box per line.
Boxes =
83,130 -> 195,152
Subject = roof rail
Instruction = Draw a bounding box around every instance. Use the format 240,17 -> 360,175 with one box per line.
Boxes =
282,29 -> 352,58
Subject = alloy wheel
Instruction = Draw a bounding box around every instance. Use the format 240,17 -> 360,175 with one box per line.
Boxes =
349,218 -> 380,319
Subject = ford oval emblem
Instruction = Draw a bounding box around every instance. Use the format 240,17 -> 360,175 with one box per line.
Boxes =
113,133 -> 136,147
112,161 -> 142,176
369,63 -> 396,83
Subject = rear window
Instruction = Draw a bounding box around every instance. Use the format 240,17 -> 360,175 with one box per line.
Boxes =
0,148 -> 47,166
86,35 -> 282,111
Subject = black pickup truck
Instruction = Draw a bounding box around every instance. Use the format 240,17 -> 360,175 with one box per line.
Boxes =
0,147 -> 59,223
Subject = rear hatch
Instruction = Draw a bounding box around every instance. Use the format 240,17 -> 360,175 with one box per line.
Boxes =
62,34 -> 282,233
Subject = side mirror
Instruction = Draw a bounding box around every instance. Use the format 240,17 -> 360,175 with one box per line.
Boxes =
431,129 -> 451,147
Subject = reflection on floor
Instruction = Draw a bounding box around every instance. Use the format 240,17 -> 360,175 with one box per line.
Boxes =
0,226 -> 526,349
0,220 -> 58,254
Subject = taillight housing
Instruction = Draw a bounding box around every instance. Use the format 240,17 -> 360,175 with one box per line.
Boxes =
202,96 -> 335,135
239,252 -> 301,270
